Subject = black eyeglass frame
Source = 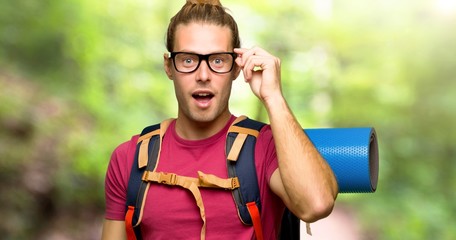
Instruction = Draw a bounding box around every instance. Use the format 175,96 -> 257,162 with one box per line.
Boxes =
167,52 -> 237,74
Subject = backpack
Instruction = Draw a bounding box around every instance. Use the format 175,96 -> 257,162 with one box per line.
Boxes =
124,116 -> 300,240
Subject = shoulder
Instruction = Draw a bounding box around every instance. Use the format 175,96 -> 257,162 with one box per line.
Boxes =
234,117 -> 274,149
111,135 -> 140,160
107,135 -> 140,179
104,135 -> 141,220
254,121 -> 273,147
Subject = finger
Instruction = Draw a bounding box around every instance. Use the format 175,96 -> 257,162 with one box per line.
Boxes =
249,46 -> 272,57
235,47 -> 275,81
234,47 -> 259,65
234,48 -> 248,54
244,55 -> 268,72
235,56 -> 243,68
243,56 -> 267,80
234,48 -> 248,66
244,47 -> 274,68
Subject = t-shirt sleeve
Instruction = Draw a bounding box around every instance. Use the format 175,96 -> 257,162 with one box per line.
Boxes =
104,136 -> 138,220
257,125 -> 278,184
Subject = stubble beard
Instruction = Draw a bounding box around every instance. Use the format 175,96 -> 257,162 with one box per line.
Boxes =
181,101 -> 230,125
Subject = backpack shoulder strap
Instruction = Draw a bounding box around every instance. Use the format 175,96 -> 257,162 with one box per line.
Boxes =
125,119 -> 173,240
227,116 -> 302,240
226,116 -> 266,239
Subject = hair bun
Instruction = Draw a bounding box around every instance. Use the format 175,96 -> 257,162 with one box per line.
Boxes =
187,0 -> 222,6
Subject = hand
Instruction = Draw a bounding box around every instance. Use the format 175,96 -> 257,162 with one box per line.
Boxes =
234,47 -> 283,103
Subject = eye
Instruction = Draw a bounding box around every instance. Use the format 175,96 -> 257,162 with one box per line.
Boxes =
211,55 -> 229,66
177,54 -> 198,66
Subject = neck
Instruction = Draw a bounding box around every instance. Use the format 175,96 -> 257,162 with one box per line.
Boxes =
175,112 -> 232,140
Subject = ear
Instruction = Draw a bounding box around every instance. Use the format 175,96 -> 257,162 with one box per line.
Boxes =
231,64 -> 241,81
163,53 -> 173,80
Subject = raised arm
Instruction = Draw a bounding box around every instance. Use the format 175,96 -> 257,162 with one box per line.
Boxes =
234,47 -> 338,222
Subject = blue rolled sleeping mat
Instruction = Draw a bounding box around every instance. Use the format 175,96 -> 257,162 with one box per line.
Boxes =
279,127 -> 379,239
305,127 -> 379,193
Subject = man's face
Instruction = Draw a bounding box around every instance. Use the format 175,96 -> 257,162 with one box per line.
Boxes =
164,22 -> 239,124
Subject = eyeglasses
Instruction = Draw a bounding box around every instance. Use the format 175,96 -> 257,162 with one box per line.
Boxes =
167,52 -> 237,74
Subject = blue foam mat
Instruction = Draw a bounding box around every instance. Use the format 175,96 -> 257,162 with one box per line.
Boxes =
304,128 -> 378,193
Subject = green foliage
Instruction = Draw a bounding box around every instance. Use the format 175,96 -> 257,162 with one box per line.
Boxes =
1,0 -> 455,239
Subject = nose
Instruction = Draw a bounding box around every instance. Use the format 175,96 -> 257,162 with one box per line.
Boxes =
196,60 -> 211,82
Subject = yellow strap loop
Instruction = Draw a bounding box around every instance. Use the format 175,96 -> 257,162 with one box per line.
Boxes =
197,171 -> 240,189
226,116 -> 261,162
136,119 -> 174,169
227,133 -> 248,162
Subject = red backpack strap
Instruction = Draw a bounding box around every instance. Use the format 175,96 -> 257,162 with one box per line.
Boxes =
125,119 -> 173,240
246,202 -> 264,240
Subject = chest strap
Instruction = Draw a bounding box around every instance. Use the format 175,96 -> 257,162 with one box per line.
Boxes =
142,171 -> 240,240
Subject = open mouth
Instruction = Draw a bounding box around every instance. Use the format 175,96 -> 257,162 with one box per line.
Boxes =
192,92 -> 214,101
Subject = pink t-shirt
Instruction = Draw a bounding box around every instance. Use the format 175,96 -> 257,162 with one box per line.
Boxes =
105,116 -> 285,239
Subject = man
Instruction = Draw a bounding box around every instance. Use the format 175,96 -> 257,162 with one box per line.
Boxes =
102,1 -> 338,239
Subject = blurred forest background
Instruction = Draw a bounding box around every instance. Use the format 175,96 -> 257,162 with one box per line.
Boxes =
1,0 -> 455,239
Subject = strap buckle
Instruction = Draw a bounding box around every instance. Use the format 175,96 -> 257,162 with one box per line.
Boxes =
158,172 -> 177,185
231,177 -> 240,189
